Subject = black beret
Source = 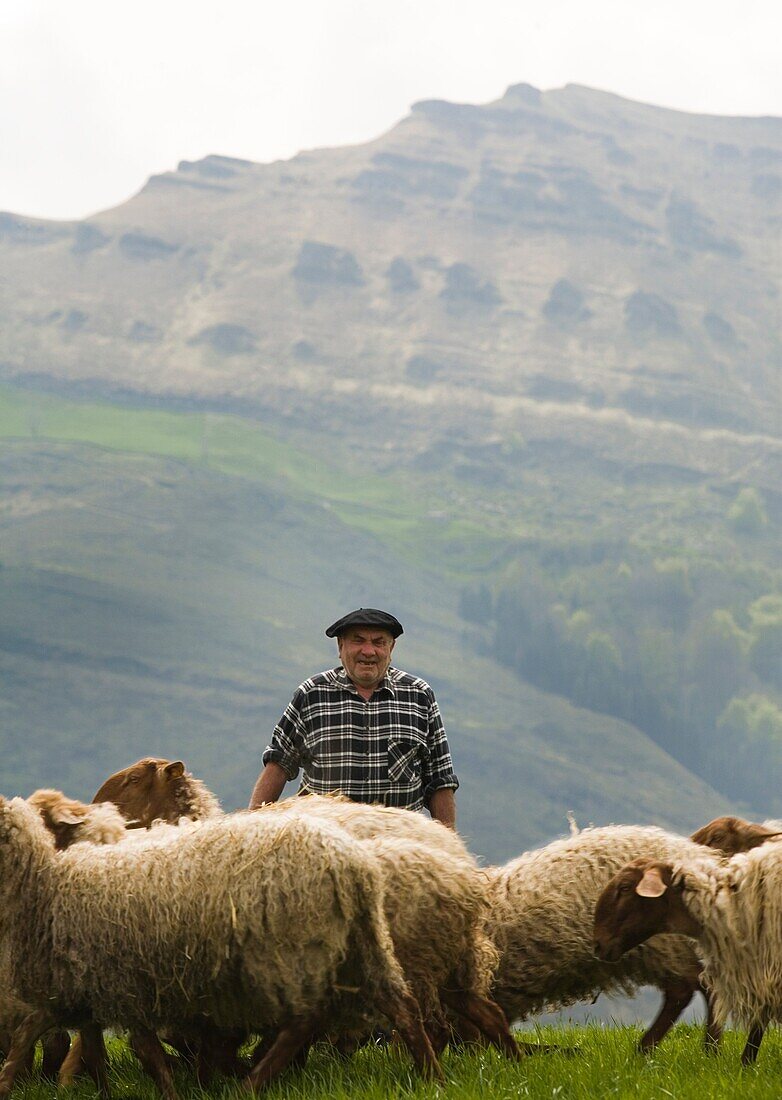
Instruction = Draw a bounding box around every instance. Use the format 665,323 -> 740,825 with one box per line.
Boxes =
325,608 -> 404,639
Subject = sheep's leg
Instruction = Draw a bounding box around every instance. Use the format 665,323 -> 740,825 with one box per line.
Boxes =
638,982 -> 696,1052
0,1009 -> 55,1098
249,1030 -> 310,1073
441,990 -> 521,1061
58,1031 -> 84,1085
79,1022 -> 110,1100
741,1024 -> 765,1066
381,989 -> 444,1082
12,1047 -> 35,1079
130,1028 -> 180,1100
243,1016 -> 318,1091
40,1029 -> 72,1079
446,1016 -> 486,1048
702,987 -> 722,1051
248,1033 -> 274,1065
196,1028 -> 248,1084
425,1016 -> 452,1057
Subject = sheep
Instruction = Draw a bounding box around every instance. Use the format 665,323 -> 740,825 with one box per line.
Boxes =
0,796 -> 441,1099
484,824 -> 723,1051
593,842 -> 782,1065
257,796 -> 518,1059
27,789 -> 128,849
92,757 -> 221,827
55,762 -> 225,1087
0,791 -> 128,1079
691,815 -> 782,856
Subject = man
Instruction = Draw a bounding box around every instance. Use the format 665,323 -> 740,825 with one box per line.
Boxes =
248,608 -> 458,826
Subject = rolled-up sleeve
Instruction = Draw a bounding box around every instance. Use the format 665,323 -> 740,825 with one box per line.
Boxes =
421,691 -> 459,800
262,689 -> 307,781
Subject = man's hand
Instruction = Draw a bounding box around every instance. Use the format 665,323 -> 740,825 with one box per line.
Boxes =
428,788 -> 456,829
248,762 -> 288,810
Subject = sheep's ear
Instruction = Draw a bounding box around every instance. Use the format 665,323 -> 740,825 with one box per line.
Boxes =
164,761 -> 185,779
636,867 -> 668,898
740,823 -> 782,849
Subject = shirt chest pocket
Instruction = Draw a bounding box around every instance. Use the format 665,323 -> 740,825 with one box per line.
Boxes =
387,731 -> 428,784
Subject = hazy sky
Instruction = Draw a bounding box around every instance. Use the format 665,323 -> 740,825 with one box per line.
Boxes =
2,0 -> 781,221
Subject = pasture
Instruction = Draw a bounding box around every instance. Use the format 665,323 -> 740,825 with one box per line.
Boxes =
12,1027 -> 782,1100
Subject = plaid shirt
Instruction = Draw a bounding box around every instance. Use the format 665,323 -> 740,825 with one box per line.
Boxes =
263,666 -> 459,810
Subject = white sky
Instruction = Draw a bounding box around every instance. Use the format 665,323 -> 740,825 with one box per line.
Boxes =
1,0 -> 781,222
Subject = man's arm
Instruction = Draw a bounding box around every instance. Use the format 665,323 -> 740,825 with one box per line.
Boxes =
421,687 -> 459,828
248,762 -> 289,810
250,686 -> 308,809
427,787 -> 456,829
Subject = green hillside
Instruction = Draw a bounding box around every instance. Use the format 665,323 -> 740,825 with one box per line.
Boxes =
0,382 -> 739,862
1,83 -> 781,860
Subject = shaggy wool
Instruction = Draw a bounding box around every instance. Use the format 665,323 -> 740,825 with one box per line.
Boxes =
671,844 -> 782,1030
485,823 -> 716,1021
0,798 -> 411,1040
261,796 -> 497,1018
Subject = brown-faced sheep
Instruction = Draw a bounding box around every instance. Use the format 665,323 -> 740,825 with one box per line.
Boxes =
485,823 -> 722,1051
691,815 -> 782,856
61,763 -> 224,1088
0,798 -> 440,1099
27,789 -> 128,849
92,758 -> 220,826
593,842 -> 782,1065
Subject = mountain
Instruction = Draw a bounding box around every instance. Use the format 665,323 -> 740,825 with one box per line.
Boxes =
2,83 -> 781,465
2,84 -> 781,860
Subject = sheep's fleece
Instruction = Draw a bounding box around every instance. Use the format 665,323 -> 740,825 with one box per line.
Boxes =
485,823 -> 713,1020
672,843 -> 782,1030
0,798 -> 411,1037
262,796 -> 497,1015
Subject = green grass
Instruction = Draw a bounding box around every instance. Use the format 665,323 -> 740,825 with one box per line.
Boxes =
4,382 -> 777,584
0,384 -> 372,501
14,1027 -> 782,1100
0,383 -> 512,574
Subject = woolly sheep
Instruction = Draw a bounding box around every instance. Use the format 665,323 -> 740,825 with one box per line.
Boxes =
593,841 -> 782,1065
262,796 -> 517,1058
0,791 -> 128,1079
62,761 -> 224,1088
0,798 -> 441,1098
484,823 -> 722,1051
27,789 -> 128,849
691,814 -> 782,856
92,758 -> 221,827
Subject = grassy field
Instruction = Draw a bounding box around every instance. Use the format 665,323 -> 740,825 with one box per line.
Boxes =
0,383 -> 501,574
3,381 -> 776,580
12,1027 -> 782,1100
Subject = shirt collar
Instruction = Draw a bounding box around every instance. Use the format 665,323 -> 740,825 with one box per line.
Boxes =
333,666 -> 397,697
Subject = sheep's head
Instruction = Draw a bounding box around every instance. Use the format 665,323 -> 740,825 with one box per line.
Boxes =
593,858 -> 699,962
27,789 -> 91,849
27,789 -> 127,848
691,815 -> 782,856
93,758 -> 189,827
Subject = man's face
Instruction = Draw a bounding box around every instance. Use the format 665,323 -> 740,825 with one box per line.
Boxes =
338,627 -> 395,690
